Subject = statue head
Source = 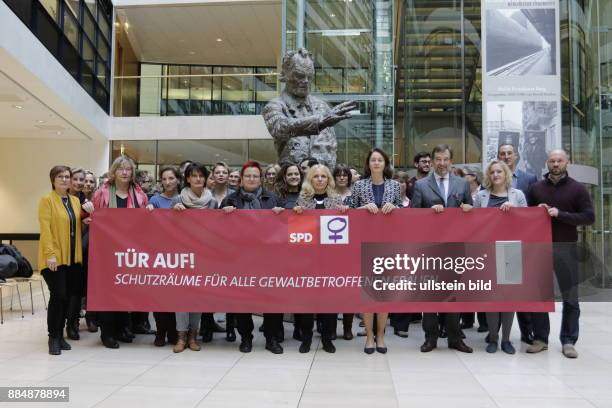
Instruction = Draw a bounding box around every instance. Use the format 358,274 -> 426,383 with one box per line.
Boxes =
280,48 -> 315,98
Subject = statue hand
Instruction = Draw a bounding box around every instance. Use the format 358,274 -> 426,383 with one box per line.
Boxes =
319,101 -> 357,129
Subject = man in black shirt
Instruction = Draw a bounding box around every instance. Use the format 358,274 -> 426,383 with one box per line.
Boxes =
526,150 -> 594,358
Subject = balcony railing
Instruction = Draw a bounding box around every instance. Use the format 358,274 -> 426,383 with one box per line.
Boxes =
113,71 -> 279,117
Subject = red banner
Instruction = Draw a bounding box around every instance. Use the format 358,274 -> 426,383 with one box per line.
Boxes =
87,208 -> 554,312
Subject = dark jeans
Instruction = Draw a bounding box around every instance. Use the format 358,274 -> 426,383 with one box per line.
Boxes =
296,313 -> 336,342
235,313 -> 284,341
41,264 -> 83,338
423,313 -> 461,344
532,244 -> 580,345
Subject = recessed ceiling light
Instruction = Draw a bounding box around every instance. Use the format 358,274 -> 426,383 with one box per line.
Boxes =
216,38 -> 223,42
56,131 -> 62,135
13,105 -> 23,109
189,51 -> 196,55
36,120 -> 45,124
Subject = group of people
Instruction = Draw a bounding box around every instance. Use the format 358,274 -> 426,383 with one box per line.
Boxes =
38,142 -> 593,360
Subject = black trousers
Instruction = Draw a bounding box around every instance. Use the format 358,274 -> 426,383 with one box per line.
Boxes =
531,244 -> 580,345
296,314 -> 336,341
235,313 -> 283,340
390,313 -> 411,331
516,312 -> 533,337
460,312 -> 487,328
82,229 -> 97,325
42,265 -> 83,338
153,312 -> 177,342
331,313 -> 354,333
423,313 -> 461,344
98,311 -> 130,339
130,312 -> 150,329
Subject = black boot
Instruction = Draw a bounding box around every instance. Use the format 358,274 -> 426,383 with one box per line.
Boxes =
265,337 -> 283,354
66,321 -> 80,341
101,336 -> 120,349
239,337 -> 253,353
48,337 -> 61,355
59,337 -> 72,351
299,339 -> 311,353
321,339 -> 336,353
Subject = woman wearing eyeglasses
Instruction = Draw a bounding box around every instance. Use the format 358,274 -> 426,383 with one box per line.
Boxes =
93,156 -> 149,349
39,166 -> 85,355
221,160 -> 285,354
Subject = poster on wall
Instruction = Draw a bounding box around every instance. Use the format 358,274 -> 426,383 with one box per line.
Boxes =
482,0 -> 561,177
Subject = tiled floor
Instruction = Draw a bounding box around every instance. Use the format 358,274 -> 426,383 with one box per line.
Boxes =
1,288 -> 611,407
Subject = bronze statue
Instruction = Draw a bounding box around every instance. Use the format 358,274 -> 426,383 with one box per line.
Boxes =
262,49 -> 356,168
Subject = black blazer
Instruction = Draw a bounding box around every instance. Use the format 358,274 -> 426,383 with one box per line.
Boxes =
411,173 -> 473,208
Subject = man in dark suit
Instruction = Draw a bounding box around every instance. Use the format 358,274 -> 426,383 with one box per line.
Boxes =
411,144 -> 473,353
498,143 -> 538,344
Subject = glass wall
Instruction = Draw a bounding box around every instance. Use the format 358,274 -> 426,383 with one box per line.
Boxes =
3,0 -> 113,112
284,0 -> 394,167
136,64 -> 278,117
397,0 -> 611,288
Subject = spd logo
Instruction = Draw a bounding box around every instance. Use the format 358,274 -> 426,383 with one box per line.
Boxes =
288,216 -> 318,244
320,216 -> 349,245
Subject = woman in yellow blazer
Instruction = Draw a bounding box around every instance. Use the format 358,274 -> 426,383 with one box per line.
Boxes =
38,165 -> 84,355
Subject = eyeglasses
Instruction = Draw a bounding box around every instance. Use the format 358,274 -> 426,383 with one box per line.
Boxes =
55,175 -> 71,180
243,175 -> 261,179
117,167 -> 132,173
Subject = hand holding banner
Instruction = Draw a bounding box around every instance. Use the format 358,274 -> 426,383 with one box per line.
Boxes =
87,208 -> 554,312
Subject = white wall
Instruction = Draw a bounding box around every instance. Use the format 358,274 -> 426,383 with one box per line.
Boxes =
0,138 -> 108,233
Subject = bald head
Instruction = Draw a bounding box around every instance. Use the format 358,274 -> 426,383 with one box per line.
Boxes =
547,149 -> 569,176
548,149 -> 569,160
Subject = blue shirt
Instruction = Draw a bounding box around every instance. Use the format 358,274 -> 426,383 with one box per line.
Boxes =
149,193 -> 177,209
372,183 -> 384,208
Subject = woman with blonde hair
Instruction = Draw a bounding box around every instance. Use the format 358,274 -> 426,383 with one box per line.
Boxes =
472,159 -> 527,354
263,163 -> 280,192
93,156 -> 148,349
293,164 -> 348,353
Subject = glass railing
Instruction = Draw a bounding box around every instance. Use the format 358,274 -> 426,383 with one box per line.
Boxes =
113,71 -> 279,117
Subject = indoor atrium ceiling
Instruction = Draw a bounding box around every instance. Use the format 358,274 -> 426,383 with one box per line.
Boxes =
116,1 -> 282,66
